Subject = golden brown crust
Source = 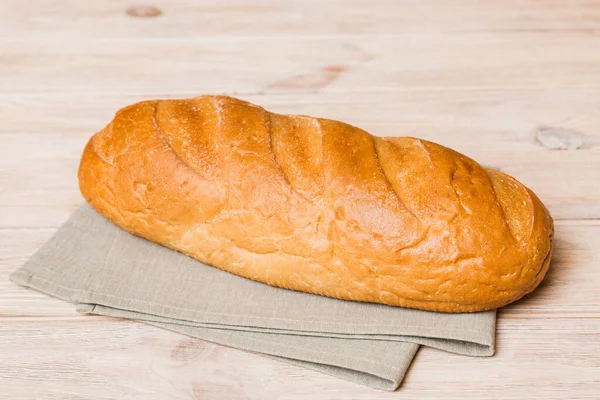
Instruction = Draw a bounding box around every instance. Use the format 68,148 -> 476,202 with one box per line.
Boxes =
78,95 -> 554,312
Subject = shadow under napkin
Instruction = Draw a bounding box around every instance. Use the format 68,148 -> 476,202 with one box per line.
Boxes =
10,205 -> 495,391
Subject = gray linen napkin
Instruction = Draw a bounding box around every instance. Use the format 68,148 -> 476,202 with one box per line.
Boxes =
10,205 -> 496,391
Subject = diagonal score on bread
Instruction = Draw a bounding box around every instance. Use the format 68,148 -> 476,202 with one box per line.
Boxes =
78,95 -> 554,312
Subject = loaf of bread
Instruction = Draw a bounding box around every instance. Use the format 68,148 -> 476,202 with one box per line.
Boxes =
78,95 -> 553,312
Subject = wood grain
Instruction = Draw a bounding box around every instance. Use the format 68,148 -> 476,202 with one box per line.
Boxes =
1,0 -> 599,398
0,318 -> 598,399
2,33 -> 600,95
3,0 -> 600,39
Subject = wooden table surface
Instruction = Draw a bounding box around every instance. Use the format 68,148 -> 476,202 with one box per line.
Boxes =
1,1 -> 599,398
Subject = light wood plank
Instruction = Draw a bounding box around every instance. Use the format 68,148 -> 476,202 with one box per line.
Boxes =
2,224 -> 600,317
1,91 -> 598,225
1,32 -> 600,95
2,0 -> 600,39
3,90 -> 600,137
0,317 -> 598,399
